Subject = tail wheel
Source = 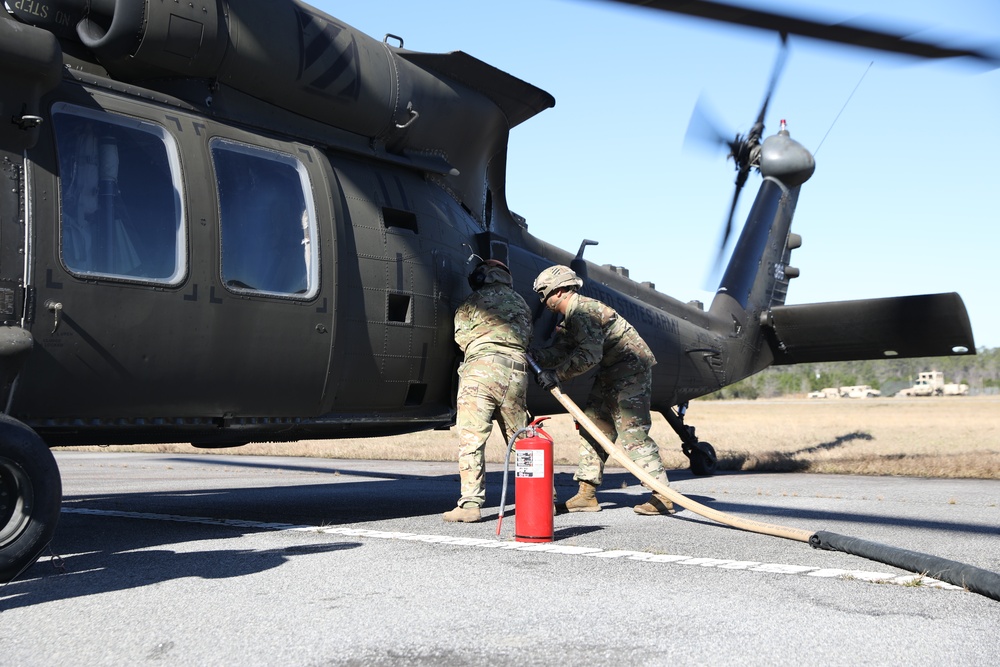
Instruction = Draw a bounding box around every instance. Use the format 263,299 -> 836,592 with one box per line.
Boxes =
688,441 -> 718,477
0,415 -> 62,583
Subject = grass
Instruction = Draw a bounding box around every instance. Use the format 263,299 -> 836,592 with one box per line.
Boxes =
64,396 -> 1000,479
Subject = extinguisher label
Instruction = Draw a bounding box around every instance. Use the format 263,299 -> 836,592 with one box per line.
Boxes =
515,450 -> 546,478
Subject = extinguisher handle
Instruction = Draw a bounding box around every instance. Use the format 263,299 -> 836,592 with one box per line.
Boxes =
529,415 -> 551,429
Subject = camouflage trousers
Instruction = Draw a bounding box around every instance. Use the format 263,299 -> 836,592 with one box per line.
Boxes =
573,366 -> 668,488
455,359 -> 528,507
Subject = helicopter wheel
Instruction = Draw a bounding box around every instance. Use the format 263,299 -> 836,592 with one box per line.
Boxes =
0,415 -> 62,583
688,441 -> 718,477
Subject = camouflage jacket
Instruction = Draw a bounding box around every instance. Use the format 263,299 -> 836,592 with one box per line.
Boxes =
533,293 -> 655,381
454,283 -> 532,363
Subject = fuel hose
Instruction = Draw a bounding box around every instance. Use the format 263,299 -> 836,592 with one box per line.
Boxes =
527,355 -> 1000,601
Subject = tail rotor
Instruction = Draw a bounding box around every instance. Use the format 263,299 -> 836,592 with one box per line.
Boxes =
684,34 -> 789,280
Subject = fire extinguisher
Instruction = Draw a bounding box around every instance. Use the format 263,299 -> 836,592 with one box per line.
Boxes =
496,416 -> 553,543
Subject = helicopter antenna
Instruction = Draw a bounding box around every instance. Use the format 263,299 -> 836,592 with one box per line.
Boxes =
814,61 -> 873,157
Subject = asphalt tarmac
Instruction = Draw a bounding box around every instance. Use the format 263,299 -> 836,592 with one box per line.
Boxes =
2,451 -> 998,666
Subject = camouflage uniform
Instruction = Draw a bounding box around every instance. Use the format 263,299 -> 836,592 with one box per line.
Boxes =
532,293 -> 667,487
453,267 -> 532,508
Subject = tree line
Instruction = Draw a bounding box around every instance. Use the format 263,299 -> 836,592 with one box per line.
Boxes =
707,347 -> 1000,400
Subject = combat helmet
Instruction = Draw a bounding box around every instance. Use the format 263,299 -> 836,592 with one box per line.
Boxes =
533,265 -> 583,301
468,259 -> 511,290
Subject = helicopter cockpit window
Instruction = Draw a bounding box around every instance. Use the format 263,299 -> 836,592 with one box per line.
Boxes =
210,140 -> 318,298
53,104 -> 186,283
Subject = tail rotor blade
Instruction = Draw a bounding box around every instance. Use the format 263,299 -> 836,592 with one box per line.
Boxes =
722,175 -> 743,252
752,33 -> 789,140
694,34 -> 788,289
709,173 -> 745,282
683,94 -> 732,152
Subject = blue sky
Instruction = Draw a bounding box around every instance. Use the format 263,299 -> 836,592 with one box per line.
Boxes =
314,0 -> 1000,349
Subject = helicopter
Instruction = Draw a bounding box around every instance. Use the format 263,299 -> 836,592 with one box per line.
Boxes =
0,0 -> 985,583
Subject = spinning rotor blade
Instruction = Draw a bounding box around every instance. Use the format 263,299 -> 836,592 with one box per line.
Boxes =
752,33 -> 788,139
723,161 -> 749,247
682,94 -> 731,152
710,173 -> 744,279
688,34 -> 788,286
727,33 -> 786,230
683,94 -> 740,284
706,35 -> 787,267
603,0 -> 1000,65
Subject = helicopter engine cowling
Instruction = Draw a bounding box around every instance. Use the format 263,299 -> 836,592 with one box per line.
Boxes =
759,121 -> 816,188
20,0 -> 403,138
9,0 -> 437,140
75,0 -> 228,80
7,0 -> 549,221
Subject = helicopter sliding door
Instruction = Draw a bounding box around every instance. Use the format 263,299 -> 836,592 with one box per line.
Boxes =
317,152 -> 467,422
14,89 -> 333,431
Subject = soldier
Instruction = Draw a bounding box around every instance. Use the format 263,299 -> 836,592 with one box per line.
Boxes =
531,265 -> 674,515
443,259 -> 532,523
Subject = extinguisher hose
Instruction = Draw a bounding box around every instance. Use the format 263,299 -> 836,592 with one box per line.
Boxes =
495,425 -> 534,536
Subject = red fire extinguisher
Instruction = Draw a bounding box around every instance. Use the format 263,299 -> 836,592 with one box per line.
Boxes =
496,416 -> 554,543
514,417 -> 554,543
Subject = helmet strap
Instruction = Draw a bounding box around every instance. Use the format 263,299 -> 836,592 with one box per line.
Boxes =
548,288 -> 571,312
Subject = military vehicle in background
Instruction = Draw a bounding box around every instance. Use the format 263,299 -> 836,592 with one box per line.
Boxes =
896,371 -> 969,397
807,387 -> 841,399
807,385 -> 880,399
841,385 -> 881,399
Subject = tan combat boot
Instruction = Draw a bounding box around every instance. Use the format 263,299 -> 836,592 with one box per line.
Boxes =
564,481 -> 601,512
633,492 -> 676,516
442,503 -> 481,523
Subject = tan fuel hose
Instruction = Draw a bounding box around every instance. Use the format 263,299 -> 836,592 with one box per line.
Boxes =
545,385 -> 813,543
533,364 -> 1000,600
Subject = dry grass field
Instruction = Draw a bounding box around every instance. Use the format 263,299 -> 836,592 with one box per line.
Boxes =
69,396 -> 1000,479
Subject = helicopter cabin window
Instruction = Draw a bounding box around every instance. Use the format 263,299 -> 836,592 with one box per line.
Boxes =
53,104 -> 186,283
211,140 -> 318,298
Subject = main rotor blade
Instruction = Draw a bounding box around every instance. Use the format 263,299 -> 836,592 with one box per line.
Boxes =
603,0 -> 1000,65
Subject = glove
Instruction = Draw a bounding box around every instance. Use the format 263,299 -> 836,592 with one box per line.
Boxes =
536,369 -> 559,391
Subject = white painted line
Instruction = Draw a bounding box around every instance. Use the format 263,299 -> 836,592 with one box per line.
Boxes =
60,507 -> 963,592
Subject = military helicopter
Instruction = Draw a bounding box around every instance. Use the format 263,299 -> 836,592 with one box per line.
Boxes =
0,0 -> 986,582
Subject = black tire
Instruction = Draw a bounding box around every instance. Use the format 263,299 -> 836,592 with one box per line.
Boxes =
689,441 -> 718,477
0,414 -> 62,583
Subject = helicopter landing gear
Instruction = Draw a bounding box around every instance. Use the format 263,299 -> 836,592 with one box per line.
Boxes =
661,403 -> 718,477
0,415 -> 62,583
684,441 -> 718,477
